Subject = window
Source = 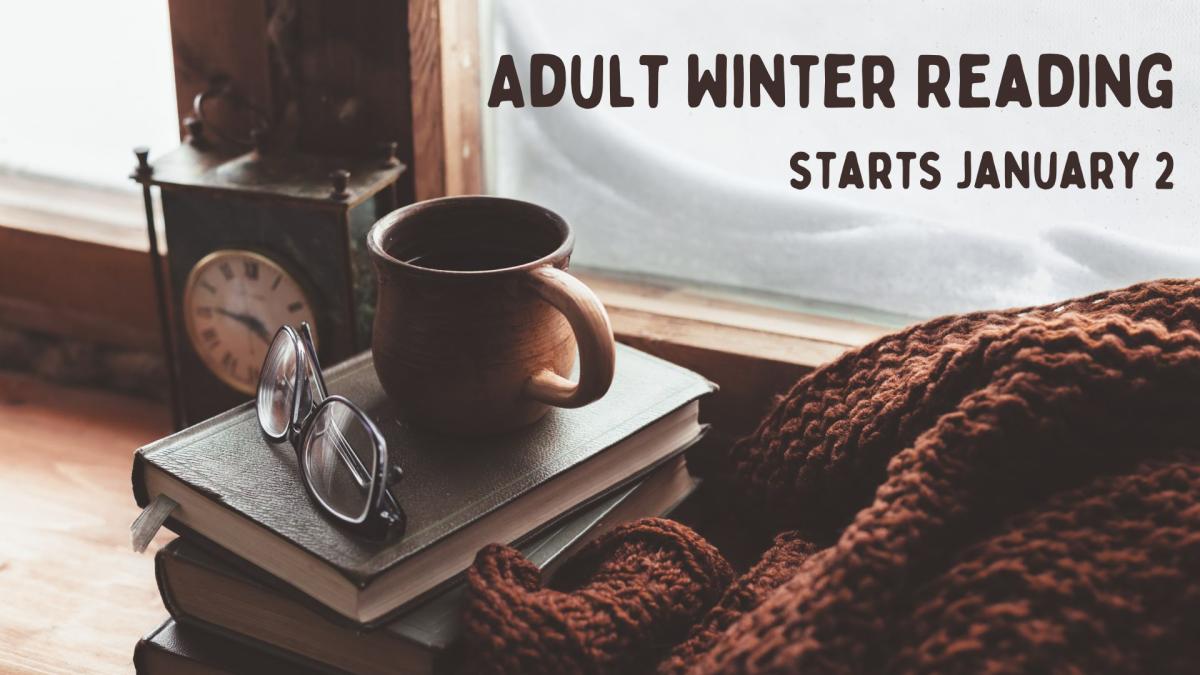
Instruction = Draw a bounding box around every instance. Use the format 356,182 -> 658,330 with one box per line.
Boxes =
0,1 -> 177,192
480,1 -> 1199,319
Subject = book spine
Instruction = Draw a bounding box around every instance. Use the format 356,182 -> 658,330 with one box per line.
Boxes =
155,549 -> 352,675
131,450 -> 150,508
131,621 -> 167,675
154,547 -> 185,621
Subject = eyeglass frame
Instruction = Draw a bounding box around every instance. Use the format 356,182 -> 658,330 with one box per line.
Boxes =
256,321 -> 404,540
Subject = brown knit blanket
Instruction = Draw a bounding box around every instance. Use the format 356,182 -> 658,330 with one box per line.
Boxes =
460,279 -> 1200,674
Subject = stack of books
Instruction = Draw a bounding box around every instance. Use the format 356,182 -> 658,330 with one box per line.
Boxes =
130,344 -> 713,674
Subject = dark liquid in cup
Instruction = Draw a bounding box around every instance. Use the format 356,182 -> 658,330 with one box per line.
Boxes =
385,209 -> 565,272
397,239 -> 548,272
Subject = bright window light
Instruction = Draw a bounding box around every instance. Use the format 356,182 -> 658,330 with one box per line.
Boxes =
0,0 -> 178,191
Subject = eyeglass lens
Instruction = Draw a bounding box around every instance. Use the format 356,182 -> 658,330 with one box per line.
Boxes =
301,399 -> 379,521
257,329 -> 299,440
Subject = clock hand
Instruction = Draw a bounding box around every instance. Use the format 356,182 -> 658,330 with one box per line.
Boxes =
216,308 -> 273,344
246,316 -> 272,345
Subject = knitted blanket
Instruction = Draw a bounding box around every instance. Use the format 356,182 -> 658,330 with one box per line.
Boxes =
461,279 -> 1200,674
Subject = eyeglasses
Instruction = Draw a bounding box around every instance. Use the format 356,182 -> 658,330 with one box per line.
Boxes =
256,322 -> 404,539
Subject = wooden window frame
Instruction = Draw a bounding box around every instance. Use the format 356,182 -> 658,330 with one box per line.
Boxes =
408,0 -> 484,198
0,0 -> 890,440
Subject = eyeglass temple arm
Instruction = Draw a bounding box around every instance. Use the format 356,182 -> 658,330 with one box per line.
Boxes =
332,431 -> 402,522
326,417 -> 402,491
381,489 -> 403,523
301,322 -> 329,401
327,424 -> 372,488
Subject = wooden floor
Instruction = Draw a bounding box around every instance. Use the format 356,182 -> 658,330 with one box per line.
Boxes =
0,372 -> 172,674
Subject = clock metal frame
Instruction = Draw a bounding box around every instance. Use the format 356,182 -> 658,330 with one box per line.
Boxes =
135,141 -> 405,428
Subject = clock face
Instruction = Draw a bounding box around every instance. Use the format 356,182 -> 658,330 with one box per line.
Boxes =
183,250 -> 318,395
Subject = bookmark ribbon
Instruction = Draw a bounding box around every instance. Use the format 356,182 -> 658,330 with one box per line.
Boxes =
130,495 -> 178,553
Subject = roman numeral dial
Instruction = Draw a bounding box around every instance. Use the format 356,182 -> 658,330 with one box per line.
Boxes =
183,250 -> 318,395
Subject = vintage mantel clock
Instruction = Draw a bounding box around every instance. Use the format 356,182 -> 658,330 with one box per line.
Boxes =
134,135 -> 405,427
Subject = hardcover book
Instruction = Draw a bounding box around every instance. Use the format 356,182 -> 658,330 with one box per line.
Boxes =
134,618 -> 332,675
155,458 -> 699,675
132,344 -> 713,625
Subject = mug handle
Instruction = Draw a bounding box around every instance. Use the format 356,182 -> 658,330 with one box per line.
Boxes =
522,266 -> 616,407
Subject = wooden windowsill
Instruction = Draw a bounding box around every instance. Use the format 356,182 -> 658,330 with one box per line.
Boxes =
578,271 -> 891,367
0,175 -> 162,348
573,271 -> 891,436
0,198 -> 895,435
0,173 -> 153,251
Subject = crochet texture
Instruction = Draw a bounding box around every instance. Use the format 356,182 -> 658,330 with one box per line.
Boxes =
461,279 -> 1200,674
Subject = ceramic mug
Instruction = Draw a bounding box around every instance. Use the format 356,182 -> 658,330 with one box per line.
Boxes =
366,196 -> 616,435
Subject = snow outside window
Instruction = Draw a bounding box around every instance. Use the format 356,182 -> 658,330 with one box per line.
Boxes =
481,1 -> 1199,320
